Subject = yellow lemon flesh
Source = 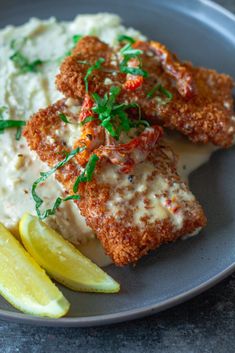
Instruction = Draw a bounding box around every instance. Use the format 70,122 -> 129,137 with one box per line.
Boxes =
0,224 -> 70,318
19,213 -> 120,293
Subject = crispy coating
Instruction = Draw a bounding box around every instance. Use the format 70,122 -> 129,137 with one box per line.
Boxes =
56,36 -> 123,99
56,36 -> 235,147
78,147 -> 206,265
24,101 -> 206,265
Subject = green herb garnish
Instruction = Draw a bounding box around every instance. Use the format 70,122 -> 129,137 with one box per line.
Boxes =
84,57 -> 105,92
92,86 -> 144,139
0,120 -> 26,130
0,106 -> 25,139
120,44 -> 142,57
64,51 -> 72,57
117,34 -> 135,44
10,38 -> 44,73
0,106 -> 7,121
0,106 -> 7,135
73,34 -> 83,44
32,146 -> 85,220
147,84 -> 173,104
10,52 -> 43,74
15,126 -> 23,140
80,116 -> 97,125
59,113 -> 73,124
73,154 -> 99,193
92,86 -> 130,139
119,43 -> 148,77
119,65 -> 148,77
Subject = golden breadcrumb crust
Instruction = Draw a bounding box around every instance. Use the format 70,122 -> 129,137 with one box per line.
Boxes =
24,101 -> 206,265
56,36 -> 234,147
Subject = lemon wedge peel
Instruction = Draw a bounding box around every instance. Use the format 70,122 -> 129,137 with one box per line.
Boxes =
19,213 -> 120,294
0,224 -> 70,318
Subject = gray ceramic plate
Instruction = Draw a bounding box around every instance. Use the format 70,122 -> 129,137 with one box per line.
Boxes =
0,0 -> 235,327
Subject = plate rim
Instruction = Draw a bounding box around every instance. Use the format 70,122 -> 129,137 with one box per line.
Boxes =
0,263 -> 234,327
0,0 -> 235,327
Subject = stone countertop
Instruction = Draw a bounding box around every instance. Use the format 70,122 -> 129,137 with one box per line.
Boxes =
0,1 -> 235,352
0,273 -> 234,353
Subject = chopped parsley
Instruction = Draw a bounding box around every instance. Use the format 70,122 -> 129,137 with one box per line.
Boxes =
147,84 -> 173,104
0,106 -> 7,116
32,146 -> 85,220
63,34 -> 83,57
0,106 -> 7,134
120,44 -> 143,57
73,154 -> 99,193
117,34 -> 136,44
0,106 -> 26,140
120,65 -> 148,77
80,116 -> 97,125
10,52 -> 43,73
15,126 -> 23,141
119,42 -> 148,77
91,86 -> 149,140
84,57 -> 105,92
92,86 -> 130,139
0,120 -> 26,130
73,34 -> 83,45
10,39 -> 44,73
59,113 -> 73,124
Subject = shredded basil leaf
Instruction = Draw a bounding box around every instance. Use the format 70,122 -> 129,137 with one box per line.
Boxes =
84,57 -> 105,92
147,84 -> 173,104
92,86 -> 142,140
0,106 -> 7,121
0,120 -> 26,130
0,106 -> 25,139
10,37 -> 44,73
80,116 -> 97,125
119,42 -> 148,78
59,113 -> 72,124
117,34 -> 135,44
10,52 -> 44,73
15,126 -> 23,140
119,64 -> 148,77
0,107 -> 7,135
73,154 -> 99,193
73,34 -> 83,44
32,146 -> 85,220
120,43 -> 142,57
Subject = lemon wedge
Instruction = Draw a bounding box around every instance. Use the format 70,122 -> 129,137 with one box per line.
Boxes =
0,223 -> 70,318
19,213 -> 120,293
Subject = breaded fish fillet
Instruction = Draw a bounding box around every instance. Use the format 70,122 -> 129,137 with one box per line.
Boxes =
24,100 -> 206,265
56,36 -> 234,147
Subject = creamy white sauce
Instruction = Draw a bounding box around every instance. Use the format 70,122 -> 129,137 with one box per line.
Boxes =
164,133 -> 218,180
100,161 -> 170,224
99,157 -> 197,232
0,14 -> 217,267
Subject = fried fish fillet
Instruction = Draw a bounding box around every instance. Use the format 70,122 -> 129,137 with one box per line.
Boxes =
56,36 -> 234,147
24,100 -> 206,265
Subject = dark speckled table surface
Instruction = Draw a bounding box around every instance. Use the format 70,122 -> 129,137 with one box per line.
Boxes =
0,1 -> 235,352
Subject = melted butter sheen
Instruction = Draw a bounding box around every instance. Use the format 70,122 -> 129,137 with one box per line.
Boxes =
0,15 -> 216,266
